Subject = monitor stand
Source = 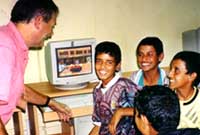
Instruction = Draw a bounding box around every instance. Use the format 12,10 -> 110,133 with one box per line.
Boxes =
54,82 -> 89,90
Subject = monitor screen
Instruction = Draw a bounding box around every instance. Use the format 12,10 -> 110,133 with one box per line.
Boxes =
45,38 -> 97,90
56,45 -> 92,77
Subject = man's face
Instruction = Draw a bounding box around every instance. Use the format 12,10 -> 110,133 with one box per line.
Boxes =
32,13 -> 57,47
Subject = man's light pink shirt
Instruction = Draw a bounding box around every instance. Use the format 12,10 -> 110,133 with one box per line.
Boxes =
0,22 -> 28,124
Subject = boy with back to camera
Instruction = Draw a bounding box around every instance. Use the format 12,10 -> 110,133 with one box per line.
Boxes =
168,51 -> 200,129
89,41 -> 140,135
134,85 -> 200,135
109,37 -> 168,134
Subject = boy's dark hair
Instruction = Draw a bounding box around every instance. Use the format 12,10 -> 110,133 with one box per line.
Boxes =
11,0 -> 59,23
134,85 -> 180,132
136,37 -> 164,56
160,128 -> 200,135
171,51 -> 200,87
95,41 -> 121,65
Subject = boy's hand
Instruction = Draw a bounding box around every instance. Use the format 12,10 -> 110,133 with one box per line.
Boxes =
109,108 -> 134,135
48,99 -> 72,122
109,108 -> 123,135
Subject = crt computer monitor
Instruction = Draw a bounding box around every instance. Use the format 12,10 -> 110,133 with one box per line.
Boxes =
45,38 -> 97,90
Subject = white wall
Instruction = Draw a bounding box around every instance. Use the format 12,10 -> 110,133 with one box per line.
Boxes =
0,0 -> 14,25
1,0 -> 200,83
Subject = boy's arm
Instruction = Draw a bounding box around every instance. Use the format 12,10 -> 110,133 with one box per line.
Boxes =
89,125 -> 100,135
109,108 -> 134,135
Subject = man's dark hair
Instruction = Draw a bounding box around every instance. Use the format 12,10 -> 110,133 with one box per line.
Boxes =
11,0 -> 59,23
136,37 -> 164,56
95,41 -> 121,65
171,51 -> 200,87
134,85 -> 180,132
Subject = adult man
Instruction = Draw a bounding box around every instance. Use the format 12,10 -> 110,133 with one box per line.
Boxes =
0,0 -> 71,134
134,85 -> 200,135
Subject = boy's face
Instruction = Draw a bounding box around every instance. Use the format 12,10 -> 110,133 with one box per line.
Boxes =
137,45 -> 163,72
95,53 -> 120,86
168,59 -> 191,90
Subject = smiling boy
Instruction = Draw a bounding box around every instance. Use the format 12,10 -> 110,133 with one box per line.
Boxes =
89,41 -> 139,135
168,51 -> 200,128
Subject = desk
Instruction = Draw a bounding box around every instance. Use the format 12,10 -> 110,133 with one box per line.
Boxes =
26,71 -> 132,135
26,82 -> 97,135
13,108 -> 24,135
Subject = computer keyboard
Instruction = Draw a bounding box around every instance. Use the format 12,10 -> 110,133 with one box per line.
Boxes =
42,93 -> 93,112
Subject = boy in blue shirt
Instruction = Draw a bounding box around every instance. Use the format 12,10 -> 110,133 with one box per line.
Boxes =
109,37 -> 168,134
130,37 -> 168,86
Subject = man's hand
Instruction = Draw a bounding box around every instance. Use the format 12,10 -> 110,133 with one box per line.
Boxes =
0,118 -> 8,135
48,99 -> 72,122
16,95 -> 27,112
24,86 -> 72,121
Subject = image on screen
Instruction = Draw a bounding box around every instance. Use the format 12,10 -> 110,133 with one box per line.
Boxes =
56,45 -> 92,77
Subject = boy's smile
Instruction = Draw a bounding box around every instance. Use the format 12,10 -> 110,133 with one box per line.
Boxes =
168,59 -> 191,90
95,53 -> 120,86
137,45 -> 162,72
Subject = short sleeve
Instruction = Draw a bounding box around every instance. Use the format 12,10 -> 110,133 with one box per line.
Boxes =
0,45 -> 15,102
119,80 -> 139,108
92,88 -> 101,124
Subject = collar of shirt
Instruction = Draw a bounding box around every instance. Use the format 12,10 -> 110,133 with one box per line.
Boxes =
8,21 -> 29,67
178,87 -> 198,105
137,67 -> 167,86
8,21 -> 28,51
96,72 -> 121,94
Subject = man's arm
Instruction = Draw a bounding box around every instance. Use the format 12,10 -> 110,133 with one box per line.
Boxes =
16,95 -> 27,112
24,85 -> 72,121
109,108 -> 134,135
0,118 -> 8,135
